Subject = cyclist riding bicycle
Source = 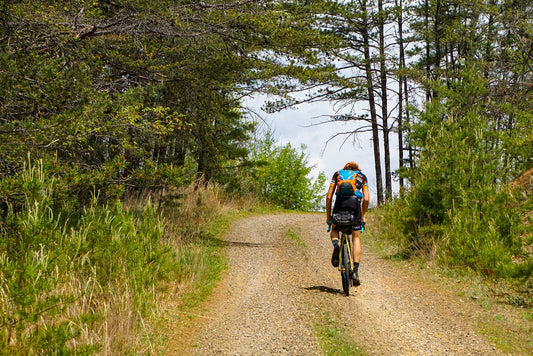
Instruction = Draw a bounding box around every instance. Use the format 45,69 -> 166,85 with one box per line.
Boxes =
326,161 -> 370,286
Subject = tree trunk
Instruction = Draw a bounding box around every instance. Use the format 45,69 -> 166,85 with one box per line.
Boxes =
434,0 -> 442,71
378,0 -> 392,200
424,0 -> 432,101
396,0 -> 405,192
362,0 -> 384,205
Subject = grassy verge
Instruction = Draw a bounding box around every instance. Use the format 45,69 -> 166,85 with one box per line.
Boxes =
148,215 -> 231,355
145,185 -> 275,354
0,160 -> 176,355
313,307 -> 366,356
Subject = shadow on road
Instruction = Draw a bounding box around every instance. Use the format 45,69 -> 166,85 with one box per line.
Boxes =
304,285 -> 345,295
209,237 -> 281,248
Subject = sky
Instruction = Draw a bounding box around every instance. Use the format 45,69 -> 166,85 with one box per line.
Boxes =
245,95 -> 401,206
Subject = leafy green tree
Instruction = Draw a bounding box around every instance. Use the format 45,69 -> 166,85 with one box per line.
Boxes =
0,0 -> 342,205
405,0 -> 532,209
251,134 -> 326,210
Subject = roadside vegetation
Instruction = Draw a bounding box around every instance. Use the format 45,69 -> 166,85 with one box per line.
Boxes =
372,166 -> 532,305
0,150 -> 322,354
1,158 -> 236,354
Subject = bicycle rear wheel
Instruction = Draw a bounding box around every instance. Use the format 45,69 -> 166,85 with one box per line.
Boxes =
341,240 -> 351,296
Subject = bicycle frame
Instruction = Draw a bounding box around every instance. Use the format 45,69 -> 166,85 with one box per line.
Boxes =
339,231 -> 354,274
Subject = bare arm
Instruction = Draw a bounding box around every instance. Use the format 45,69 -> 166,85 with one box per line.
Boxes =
361,186 -> 370,223
326,184 -> 335,223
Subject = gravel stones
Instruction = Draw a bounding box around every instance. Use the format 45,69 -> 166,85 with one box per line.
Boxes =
176,214 -> 501,356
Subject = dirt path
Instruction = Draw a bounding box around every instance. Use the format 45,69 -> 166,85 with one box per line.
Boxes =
174,213 -> 504,355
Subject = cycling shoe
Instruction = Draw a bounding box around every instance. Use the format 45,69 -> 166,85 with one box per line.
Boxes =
331,243 -> 340,267
352,270 -> 360,286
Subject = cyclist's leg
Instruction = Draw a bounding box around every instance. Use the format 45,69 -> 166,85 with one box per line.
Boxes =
330,226 -> 341,267
350,201 -> 363,263
351,229 -> 361,263
330,226 -> 340,242
351,229 -> 362,285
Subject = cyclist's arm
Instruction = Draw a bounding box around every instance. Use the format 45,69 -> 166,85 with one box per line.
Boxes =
326,183 -> 335,223
361,186 -> 369,222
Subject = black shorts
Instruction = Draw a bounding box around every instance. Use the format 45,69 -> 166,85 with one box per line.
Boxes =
333,196 -> 362,231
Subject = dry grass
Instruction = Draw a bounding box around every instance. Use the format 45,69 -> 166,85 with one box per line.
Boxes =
160,181 -> 262,242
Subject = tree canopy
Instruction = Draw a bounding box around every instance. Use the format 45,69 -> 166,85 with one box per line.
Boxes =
0,0 -> 333,206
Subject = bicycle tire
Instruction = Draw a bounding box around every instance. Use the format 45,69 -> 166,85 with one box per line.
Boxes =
341,241 -> 351,296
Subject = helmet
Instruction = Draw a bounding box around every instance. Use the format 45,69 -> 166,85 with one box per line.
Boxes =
343,161 -> 360,171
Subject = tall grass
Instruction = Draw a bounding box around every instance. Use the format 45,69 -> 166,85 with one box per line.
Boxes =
0,160 -> 257,354
158,182 -> 260,303
0,159 -> 179,354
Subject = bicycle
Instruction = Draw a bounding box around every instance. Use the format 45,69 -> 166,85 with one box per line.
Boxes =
328,212 -> 365,296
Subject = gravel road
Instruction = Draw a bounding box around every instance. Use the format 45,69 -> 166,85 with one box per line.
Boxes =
174,213 -> 503,355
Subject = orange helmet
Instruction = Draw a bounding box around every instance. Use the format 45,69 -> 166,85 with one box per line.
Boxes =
343,161 -> 360,171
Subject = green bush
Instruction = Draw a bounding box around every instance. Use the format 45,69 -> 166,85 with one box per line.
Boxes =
388,67 -> 533,283
441,189 -> 529,278
377,184 -> 531,282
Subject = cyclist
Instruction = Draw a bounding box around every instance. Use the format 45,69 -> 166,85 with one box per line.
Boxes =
326,161 -> 370,286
